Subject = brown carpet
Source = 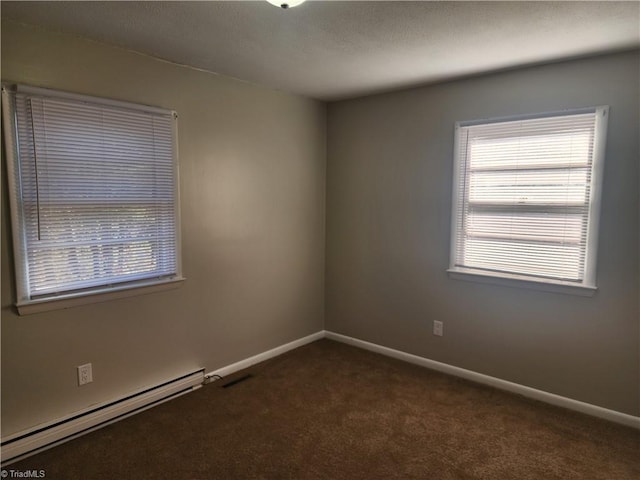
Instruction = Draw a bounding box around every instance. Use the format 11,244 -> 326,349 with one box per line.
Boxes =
8,339 -> 640,479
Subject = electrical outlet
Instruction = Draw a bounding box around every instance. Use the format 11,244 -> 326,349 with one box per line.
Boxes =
78,363 -> 93,386
433,320 -> 443,337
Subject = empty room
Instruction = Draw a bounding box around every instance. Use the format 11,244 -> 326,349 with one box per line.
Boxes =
1,1 -> 638,478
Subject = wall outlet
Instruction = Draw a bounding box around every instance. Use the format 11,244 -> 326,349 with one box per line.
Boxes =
433,320 -> 443,337
78,363 -> 93,386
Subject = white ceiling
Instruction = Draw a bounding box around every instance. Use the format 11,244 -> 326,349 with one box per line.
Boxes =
2,1 -> 639,101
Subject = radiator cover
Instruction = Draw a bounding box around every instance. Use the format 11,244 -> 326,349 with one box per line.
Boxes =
1,369 -> 204,465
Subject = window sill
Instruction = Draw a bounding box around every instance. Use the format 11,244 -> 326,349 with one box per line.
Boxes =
447,268 -> 596,297
15,277 -> 186,315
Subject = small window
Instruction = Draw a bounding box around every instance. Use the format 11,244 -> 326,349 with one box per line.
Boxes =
2,85 -> 183,314
448,107 -> 608,295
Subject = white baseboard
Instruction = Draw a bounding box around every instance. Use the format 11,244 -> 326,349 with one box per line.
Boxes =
206,331 -> 325,380
325,331 -> 640,430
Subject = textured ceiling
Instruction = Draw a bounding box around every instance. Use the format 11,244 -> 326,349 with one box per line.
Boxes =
2,1 -> 639,101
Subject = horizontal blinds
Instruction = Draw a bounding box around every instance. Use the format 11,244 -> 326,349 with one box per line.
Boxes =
12,91 -> 178,298
453,111 -> 597,283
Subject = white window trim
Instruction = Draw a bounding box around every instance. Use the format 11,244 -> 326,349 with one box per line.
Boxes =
448,106 -> 609,296
15,278 -> 185,315
446,268 -> 597,297
2,84 -> 185,314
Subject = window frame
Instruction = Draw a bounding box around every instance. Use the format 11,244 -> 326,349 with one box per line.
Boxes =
447,106 -> 609,296
2,84 -> 185,315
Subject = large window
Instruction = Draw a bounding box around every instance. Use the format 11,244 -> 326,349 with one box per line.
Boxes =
2,85 -> 183,314
448,107 -> 608,295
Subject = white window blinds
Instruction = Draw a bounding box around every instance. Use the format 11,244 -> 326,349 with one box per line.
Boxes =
449,107 -> 608,291
2,85 -> 181,308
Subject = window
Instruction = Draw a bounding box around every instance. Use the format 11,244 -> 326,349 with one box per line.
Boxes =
2,85 -> 183,314
448,107 -> 608,295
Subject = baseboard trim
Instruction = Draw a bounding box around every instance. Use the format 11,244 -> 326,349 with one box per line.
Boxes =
325,331 -> 640,430
206,331 -> 325,380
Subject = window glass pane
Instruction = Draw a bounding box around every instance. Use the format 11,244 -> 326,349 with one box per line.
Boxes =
468,169 -> 589,205
462,238 -> 583,281
469,130 -> 593,170
466,210 -> 584,244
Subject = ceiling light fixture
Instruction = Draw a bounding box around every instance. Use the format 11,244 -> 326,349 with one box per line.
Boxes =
267,0 -> 306,9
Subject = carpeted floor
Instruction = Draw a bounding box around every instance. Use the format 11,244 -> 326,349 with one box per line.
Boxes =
7,339 -> 640,479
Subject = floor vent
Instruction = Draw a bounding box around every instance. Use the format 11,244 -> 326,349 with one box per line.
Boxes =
1,369 -> 204,466
222,374 -> 253,388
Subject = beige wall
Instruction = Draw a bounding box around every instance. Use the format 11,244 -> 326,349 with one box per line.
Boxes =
326,51 -> 640,415
1,21 -> 326,436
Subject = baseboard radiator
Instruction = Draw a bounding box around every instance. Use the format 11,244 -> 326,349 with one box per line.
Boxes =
1,369 -> 205,466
